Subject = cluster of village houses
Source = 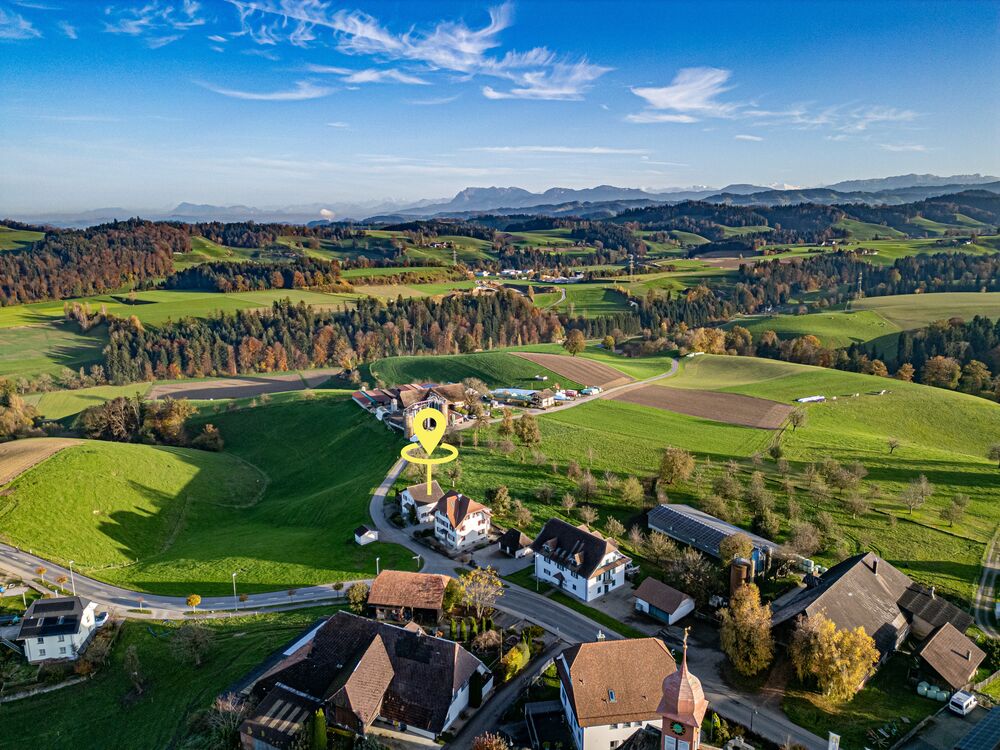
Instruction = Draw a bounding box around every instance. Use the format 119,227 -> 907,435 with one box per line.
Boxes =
3,385 -> 988,750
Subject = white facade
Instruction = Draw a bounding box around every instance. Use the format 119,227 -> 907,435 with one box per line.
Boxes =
435,507 -> 492,551
22,601 -> 97,664
559,679 -> 661,750
634,595 -> 695,625
354,529 -> 379,545
401,489 -> 437,524
534,551 -> 627,602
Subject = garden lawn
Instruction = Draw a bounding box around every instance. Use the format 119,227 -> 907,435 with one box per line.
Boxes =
1,395 -> 416,595
0,607 -> 340,750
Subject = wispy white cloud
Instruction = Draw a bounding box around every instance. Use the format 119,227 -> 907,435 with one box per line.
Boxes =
467,145 -> 648,155
0,7 -> 41,39
13,1 -> 59,9
242,47 -> 279,60
34,113 -> 121,122
734,134 -> 763,141
226,1 -> 609,101
626,112 -> 698,124
630,67 -> 734,122
57,19 -> 75,38
305,64 -> 428,85
196,79 -> 335,101
147,33 -> 182,48
103,0 -> 204,38
880,143 -> 928,153
208,33 -> 227,42
406,93 -> 460,106
327,121 -> 348,128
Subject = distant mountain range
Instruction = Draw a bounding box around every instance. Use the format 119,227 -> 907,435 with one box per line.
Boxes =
6,174 -> 997,227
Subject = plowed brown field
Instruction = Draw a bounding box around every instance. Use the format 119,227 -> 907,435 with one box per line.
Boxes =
512,353 -> 632,388
611,385 -> 792,429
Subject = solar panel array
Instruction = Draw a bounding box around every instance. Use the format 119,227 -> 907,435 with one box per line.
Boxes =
956,707 -> 1000,750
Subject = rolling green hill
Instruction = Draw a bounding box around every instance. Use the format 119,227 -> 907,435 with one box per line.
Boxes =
0,396 -> 415,595
0,224 -> 44,251
367,350 -> 582,389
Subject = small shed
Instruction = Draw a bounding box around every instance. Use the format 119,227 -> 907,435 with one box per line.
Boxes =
633,577 -> 695,625
498,528 -> 533,558
354,525 -> 379,546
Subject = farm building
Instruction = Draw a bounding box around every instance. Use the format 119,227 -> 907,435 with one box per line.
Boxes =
916,622 -> 986,689
531,519 -> 630,602
498,528 -> 533,558
352,382 -> 466,438
771,553 -> 978,675
353,525 -> 378,545
400,480 -> 446,524
647,504 -> 776,573
491,387 -> 556,408
633,578 -> 695,625
238,612 -> 492,746
367,570 -> 451,625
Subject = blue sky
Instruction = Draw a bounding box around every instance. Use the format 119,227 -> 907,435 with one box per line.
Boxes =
1,0 -> 998,212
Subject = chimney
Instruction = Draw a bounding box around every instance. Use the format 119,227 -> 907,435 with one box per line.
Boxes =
872,558 -> 878,575
967,649 -> 973,661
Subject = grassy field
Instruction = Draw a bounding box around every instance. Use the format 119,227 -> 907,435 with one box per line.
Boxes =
0,224 -> 44,250
853,291 -> 1000,329
0,606 -> 340,750
0,321 -> 108,379
29,383 -> 153,420
367,350 -> 583,389
728,309 -> 901,349
450,352 -> 998,603
835,218 -> 907,240
0,396 -> 415,595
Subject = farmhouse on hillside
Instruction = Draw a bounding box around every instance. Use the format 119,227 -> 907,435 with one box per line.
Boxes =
400,479 -> 446,524
647,504 -> 776,575
352,382 -> 467,438
238,611 -> 492,748
633,578 -> 695,626
433,490 -> 492,552
16,596 -> 99,664
555,637 -> 704,750
531,519 -> 630,602
367,570 -> 451,624
771,552 -> 981,683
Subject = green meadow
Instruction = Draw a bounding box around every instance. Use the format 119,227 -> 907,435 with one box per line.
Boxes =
0,396 -> 416,595
0,224 -> 44,251
0,321 -> 108,379
367,350 -> 582,389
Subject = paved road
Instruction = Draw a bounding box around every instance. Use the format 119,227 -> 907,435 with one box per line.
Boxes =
974,528 -> 999,638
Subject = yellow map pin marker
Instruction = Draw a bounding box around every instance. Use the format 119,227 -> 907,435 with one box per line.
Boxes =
400,407 -> 459,492
412,407 -> 446,455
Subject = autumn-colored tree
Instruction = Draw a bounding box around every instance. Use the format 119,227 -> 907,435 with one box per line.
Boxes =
894,362 -> 915,381
959,360 -> 992,394
789,521 -> 821,557
515,412 -> 541,446
561,493 -> 577,514
602,335 -> 616,351
472,732 -> 511,750
563,329 -> 586,356
443,578 -> 465,613
887,437 -> 900,455
646,531 -> 678,571
498,407 -> 514,437
719,584 -> 773,677
347,582 -> 369,614
921,355 -> 961,389
578,505 -> 598,526
621,476 -> 645,508
789,612 -> 878,702
35,566 -> 47,583
460,567 -> 504,619
186,594 -> 201,613
659,446 -> 695,485
719,532 -> 754,566
605,516 -> 625,539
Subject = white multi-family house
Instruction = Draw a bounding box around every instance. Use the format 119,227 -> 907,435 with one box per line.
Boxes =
434,491 -> 492,552
530,519 -> 630,602
556,638 -> 678,750
400,480 -> 446,525
16,596 -> 98,664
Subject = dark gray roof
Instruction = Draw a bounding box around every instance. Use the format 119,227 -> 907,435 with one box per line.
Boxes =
619,726 -> 661,750
530,518 -> 627,580
647,504 -> 776,559
898,586 -> 973,632
16,597 -> 87,640
956,707 -> 1000,750
498,528 -> 531,552
251,611 -> 483,735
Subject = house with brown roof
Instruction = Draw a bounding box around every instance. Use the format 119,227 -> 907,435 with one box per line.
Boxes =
433,490 -> 492,552
531,519 -> 630,602
367,570 -> 451,624
239,611 -> 491,748
400,480 -> 446,524
352,382 -> 467,438
916,622 -> 986,690
555,638 -> 678,750
633,578 -> 695,626
771,552 -> 975,668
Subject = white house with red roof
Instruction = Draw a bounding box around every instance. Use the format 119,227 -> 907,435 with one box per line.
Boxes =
433,491 -> 492,552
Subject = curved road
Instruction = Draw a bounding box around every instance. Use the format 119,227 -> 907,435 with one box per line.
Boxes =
974,529 -> 999,639
0,354 -> 825,748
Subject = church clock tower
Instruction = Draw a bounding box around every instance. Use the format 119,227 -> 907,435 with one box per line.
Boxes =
656,630 -> 709,750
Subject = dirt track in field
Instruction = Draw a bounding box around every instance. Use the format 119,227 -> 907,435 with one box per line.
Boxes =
0,438 -> 81,485
610,385 -> 793,429
147,368 -> 342,401
511,352 -> 633,388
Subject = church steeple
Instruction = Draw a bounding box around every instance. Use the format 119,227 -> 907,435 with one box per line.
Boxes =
656,629 -> 709,750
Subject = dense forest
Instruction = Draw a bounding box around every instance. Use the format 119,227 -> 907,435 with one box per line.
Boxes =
101,291 -> 568,383
165,258 -> 344,292
0,219 -> 184,305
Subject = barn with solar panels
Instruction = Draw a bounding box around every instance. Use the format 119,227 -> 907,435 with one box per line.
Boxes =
647,504 -> 777,574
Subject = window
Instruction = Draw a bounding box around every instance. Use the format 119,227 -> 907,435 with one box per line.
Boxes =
610,742 -> 620,749
38,648 -> 46,656
610,722 -> 618,729
37,637 -> 44,644
58,635 -> 65,643
59,647 -> 67,655
608,689 -> 617,703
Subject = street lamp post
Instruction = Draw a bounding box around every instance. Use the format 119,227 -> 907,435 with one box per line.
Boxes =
376,557 -> 381,576
68,560 -> 76,597
412,554 -> 421,569
232,572 -> 238,611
